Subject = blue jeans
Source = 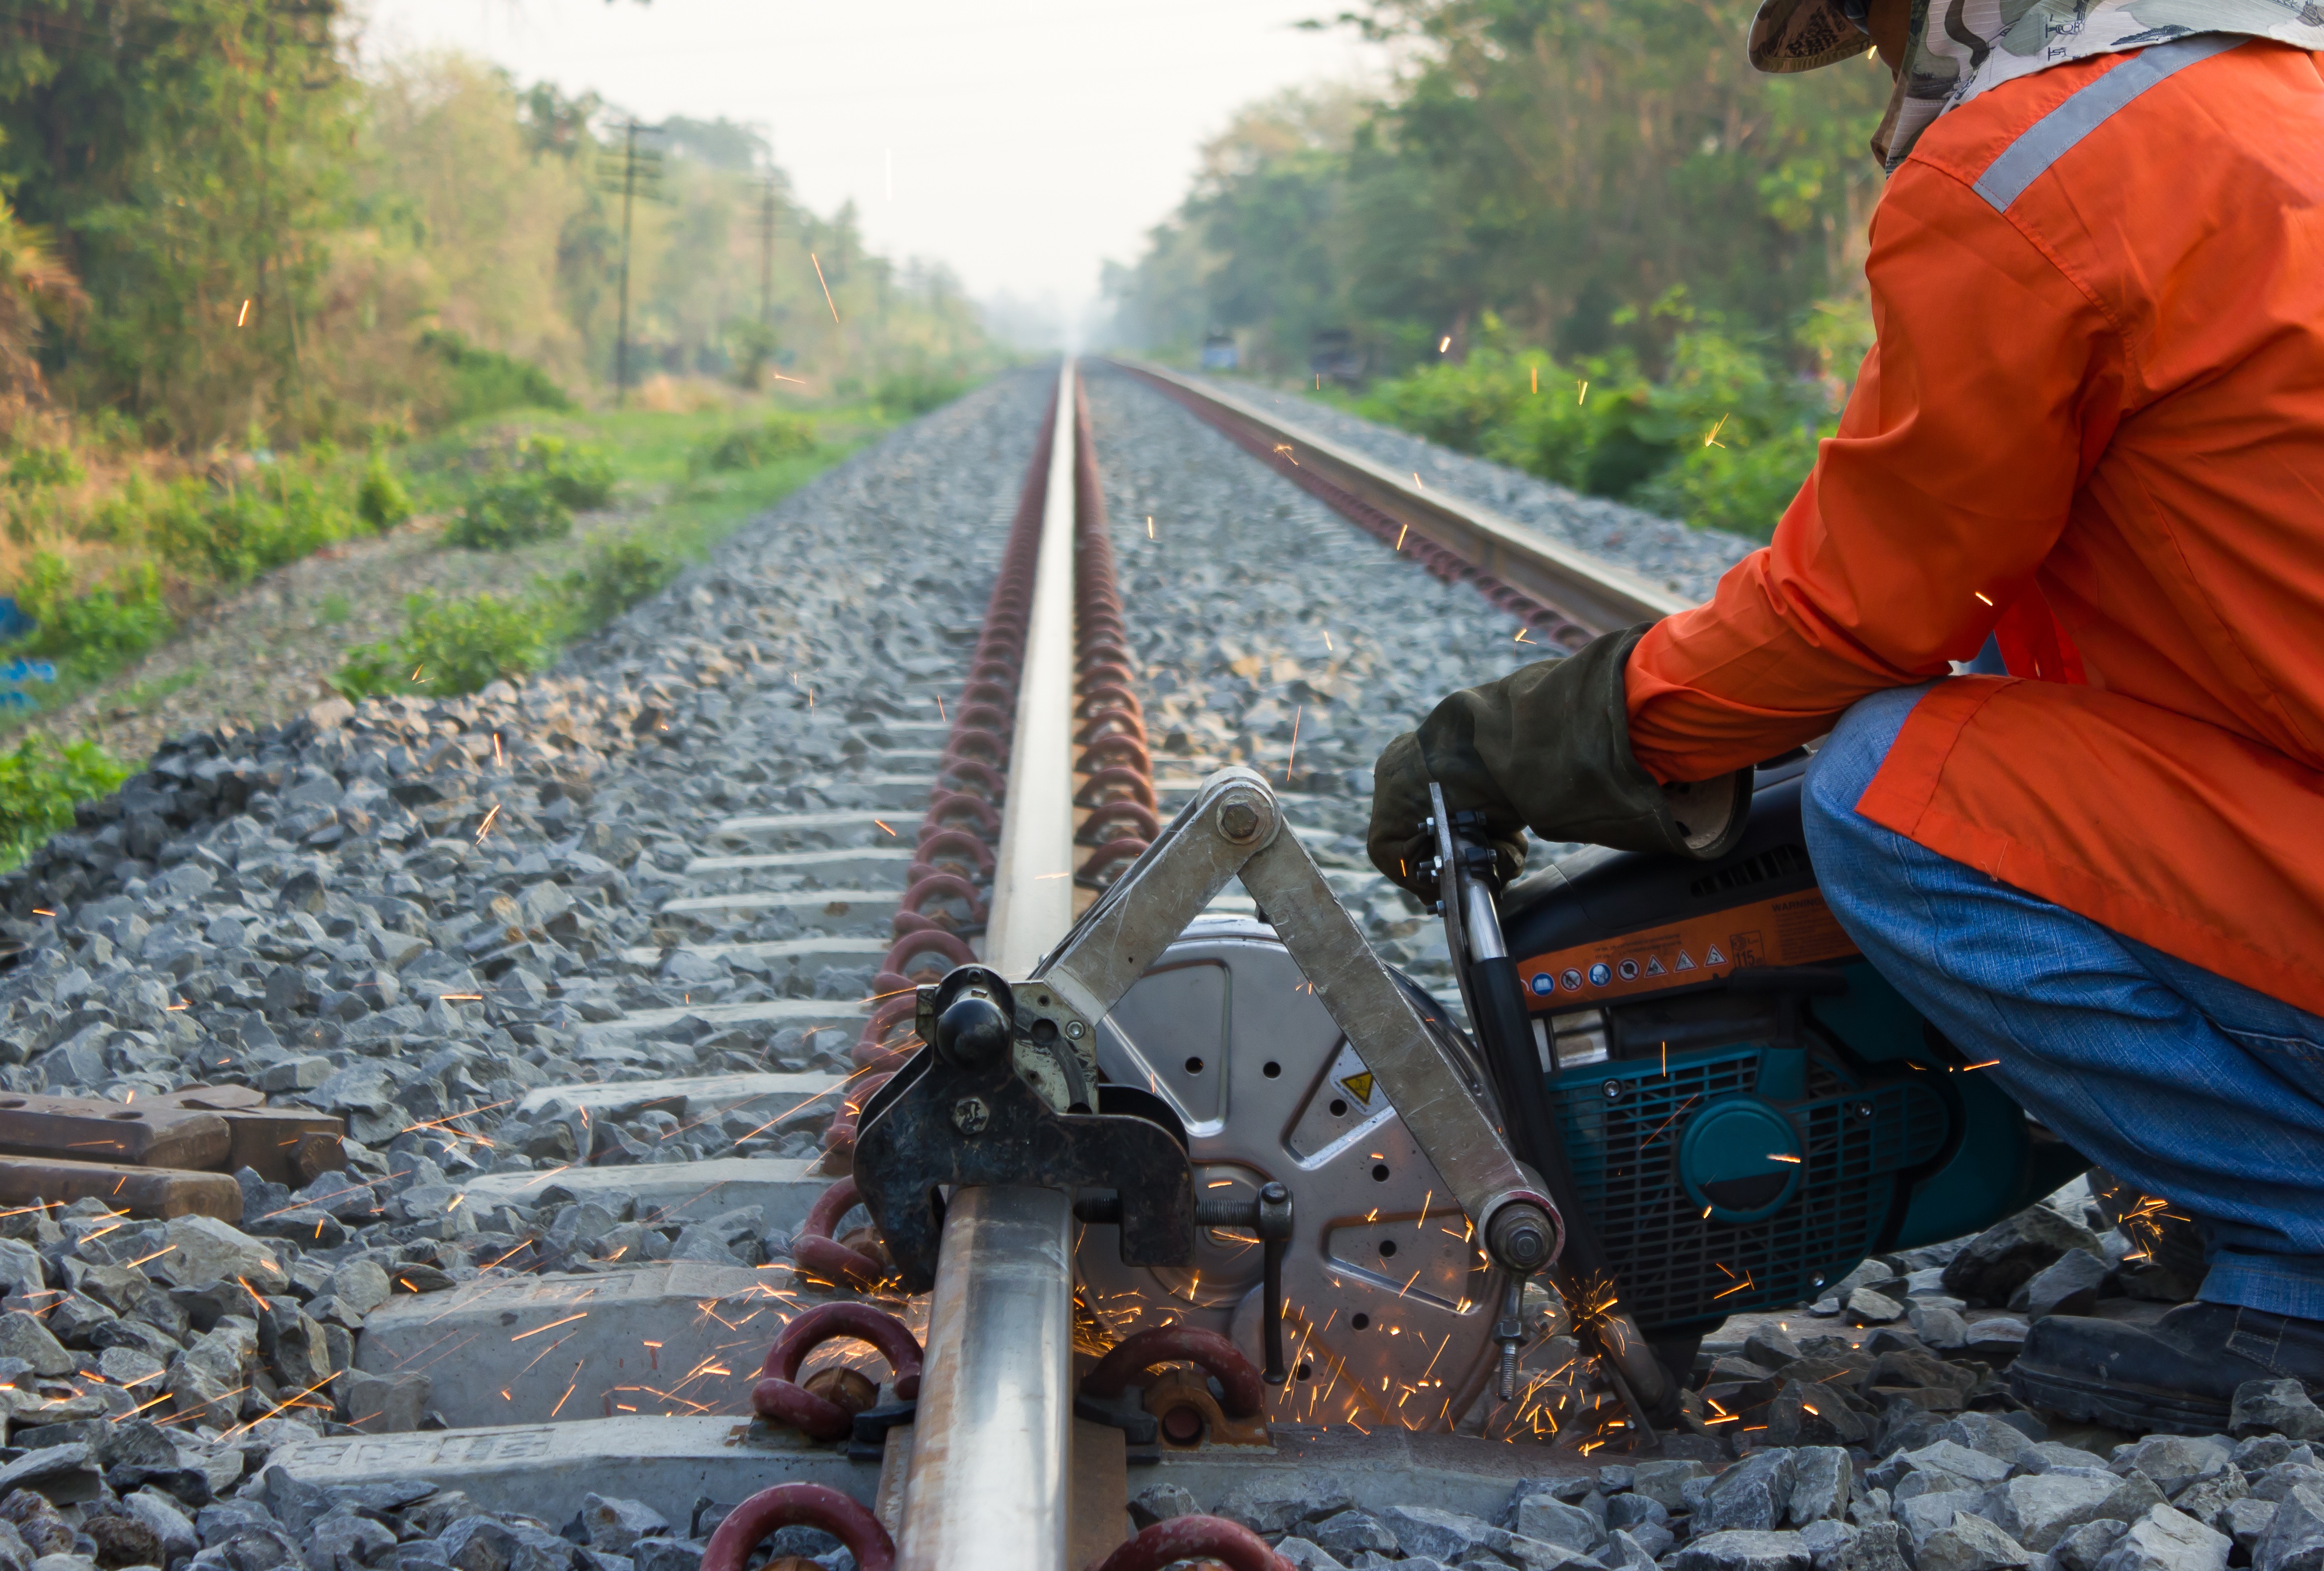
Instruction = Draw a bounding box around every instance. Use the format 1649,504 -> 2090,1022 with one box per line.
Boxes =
1803,683 -> 2324,1320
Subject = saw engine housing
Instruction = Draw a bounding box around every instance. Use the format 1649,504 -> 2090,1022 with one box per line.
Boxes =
1500,753 -> 2084,1343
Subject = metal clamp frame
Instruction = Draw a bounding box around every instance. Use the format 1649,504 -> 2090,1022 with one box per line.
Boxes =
1030,766 -> 1563,1277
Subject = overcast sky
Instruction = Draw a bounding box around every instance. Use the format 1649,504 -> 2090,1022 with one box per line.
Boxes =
357,0 -> 1384,336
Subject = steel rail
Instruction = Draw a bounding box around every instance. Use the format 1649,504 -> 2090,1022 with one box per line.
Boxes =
895,359 -> 1084,1571
1111,358 -> 1694,641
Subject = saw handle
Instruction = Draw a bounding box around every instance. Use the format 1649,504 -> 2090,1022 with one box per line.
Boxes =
1421,796 -> 1680,1427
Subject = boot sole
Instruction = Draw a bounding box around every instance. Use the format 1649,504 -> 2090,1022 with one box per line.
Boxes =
2008,1361 -> 2232,1437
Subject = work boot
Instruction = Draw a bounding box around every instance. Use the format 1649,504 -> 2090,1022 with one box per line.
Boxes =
2010,1300 -> 2324,1435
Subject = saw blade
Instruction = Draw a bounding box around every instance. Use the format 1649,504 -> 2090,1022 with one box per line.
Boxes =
1073,914 -> 1506,1433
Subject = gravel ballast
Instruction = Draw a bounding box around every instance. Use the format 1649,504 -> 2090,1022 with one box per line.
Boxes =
0,365 -> 2298,1571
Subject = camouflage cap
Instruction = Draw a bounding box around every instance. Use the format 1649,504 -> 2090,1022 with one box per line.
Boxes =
1753,0 -> 2324,170
1749,0 -> 1875,73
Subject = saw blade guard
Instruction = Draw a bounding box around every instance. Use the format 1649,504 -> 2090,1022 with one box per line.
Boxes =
1073,913 -> 1524,1434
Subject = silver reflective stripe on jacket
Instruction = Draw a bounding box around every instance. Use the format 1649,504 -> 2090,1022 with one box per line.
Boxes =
1973,33 -> 2247,211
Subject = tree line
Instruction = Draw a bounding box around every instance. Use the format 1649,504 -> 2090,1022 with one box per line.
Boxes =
1103,0 -> 1894,536
0,0 -> 992,448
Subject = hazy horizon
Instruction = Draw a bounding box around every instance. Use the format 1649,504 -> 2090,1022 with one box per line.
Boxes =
356,0 -> 1386,345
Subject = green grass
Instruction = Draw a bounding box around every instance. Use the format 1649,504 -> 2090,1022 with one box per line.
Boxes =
1,391 -> 905,726
333,394 -> 900,699
0,733 -> 130,871
115,665 -> 206,709
400,397 -> 896,568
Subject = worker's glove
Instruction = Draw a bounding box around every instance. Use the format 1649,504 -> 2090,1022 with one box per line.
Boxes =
1367,625 -> 1755,901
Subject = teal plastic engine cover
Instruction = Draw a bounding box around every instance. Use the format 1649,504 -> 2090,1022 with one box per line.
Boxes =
1512,763 -> 2088,1336
1678,1098 -> 1806,1223
1544,1006 -> 1953,1334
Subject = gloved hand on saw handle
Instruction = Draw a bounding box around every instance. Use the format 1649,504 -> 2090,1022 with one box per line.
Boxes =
1367,625 -> 1756,900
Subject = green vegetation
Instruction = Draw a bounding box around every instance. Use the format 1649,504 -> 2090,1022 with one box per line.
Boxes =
11,553 -> 174,666
331,397 -> 887,701
0,11 -> 999,445
874,368 -> 971,417
0,4 -> 1000,875
356,458 -> 413,534
444,436 -> 616,550
7,447 -> 80,492
448,474 -> 570,551
1109,0 -> 1893,534
694,415 -> 819,474
332,535 -> 674,701
148,469 -> 358,586
334,591 -> 553,701
522,437 -> 617,510
555,535 -> 684,629
420,331 -> 576,426
0,6 -> 1000,725
0,733 -> 130,871
1355,297 -> 1868,538
0,447 -> 384,700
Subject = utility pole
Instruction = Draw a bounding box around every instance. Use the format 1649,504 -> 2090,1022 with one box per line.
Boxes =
617,120 -> 636,407
759,174 -> 777,331
600,120 -> 663,407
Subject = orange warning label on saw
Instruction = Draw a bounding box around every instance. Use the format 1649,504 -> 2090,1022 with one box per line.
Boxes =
1515,890 -> 1858,1007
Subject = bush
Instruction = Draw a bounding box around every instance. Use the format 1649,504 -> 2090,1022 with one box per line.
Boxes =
725,319 -> 780,390
1359,345 -> 1547,454
694,415 -> 819,473
556,535 -> 680,628
334,589 -> 551,700
357,456 -> 413,532
421,330 -> 575,425
1357,302 -> 1832,539
150,470 -> 356,585
1475,353 -> 1662,497
519,435 -> 615,510
326,641 -> 413,702
5,446 -> 81,492
446,471 -> 570,550
875,368 -> 969,416
400,590 -> 555,694
0,733 -> 129,870
1632,420 -> 1823,539
11,551 -> 173,665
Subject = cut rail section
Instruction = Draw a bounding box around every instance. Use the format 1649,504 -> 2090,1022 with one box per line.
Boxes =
1113,358 -> 1693,644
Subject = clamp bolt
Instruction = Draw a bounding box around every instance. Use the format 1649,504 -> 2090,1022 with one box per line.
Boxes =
950,1096 -> 990,1135
1216,798 -> 1263,843
1065,1020 -> 1086,1040
1487,1204 -> 1558,1274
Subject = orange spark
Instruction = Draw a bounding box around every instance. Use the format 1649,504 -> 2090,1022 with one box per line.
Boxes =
812,254 -> 839,322
511,1312 -> 589,1341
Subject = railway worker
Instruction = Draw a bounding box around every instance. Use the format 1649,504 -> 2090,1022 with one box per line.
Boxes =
1370,0 -> 2324,1432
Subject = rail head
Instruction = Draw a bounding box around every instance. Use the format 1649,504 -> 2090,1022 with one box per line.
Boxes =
1111,357 -> 1696,634
896,359 -> 1085,1571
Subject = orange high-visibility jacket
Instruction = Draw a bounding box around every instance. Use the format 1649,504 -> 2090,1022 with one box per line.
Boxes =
1625,40 -> 2324,1015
